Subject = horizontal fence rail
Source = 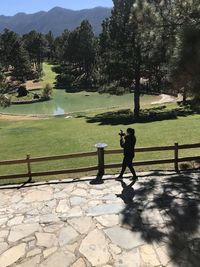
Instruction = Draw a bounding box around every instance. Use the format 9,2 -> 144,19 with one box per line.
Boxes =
0,142 -> 199,181
0,151 -> 97,166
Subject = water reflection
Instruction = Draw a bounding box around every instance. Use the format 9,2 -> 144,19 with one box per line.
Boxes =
53,106 -> 65,115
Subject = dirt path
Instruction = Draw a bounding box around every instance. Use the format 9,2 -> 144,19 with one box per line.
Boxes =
0,114 -> 48,121
25,80 -> 42,91
151,94 -> 182,105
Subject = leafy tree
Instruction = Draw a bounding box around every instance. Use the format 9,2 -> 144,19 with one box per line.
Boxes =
42,83 -> 53,100
99,0 -> 163,117
78,20 -> 96,79
170,25 -> 200,102
0,66 -> 6,89
100,0 -> 134,87
65,29 -> 80,63
54,30 -> 70,63
23,31 -> 48,74
0,29 -> 31,81
65,21 -> 96,76
168,0 -> 200,102
0,66 -> 8,107
0,65 -> 10,107
55,20 -> 96,90
98,18 -> 112,86
0,94 -> 10,107
45,31 -> 55,62
12,39 -> 31,81
128,0 -> 159,117
0,29 -> 20,69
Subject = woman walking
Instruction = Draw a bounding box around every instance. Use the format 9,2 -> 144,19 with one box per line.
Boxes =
117,128 -> 138,180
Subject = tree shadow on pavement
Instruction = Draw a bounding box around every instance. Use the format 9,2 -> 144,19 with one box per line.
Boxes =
118,171 -> 200,267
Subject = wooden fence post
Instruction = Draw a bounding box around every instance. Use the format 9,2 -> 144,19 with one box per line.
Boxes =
95,143 -> 107,176
26,154 -> 32,181
174,143 -> 179,172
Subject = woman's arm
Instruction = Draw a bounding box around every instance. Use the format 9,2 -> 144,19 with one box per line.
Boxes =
120,137 -> 125,148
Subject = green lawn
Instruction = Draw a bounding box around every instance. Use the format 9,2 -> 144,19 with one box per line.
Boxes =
0,113 -> 199,184
42,63 -> 57,86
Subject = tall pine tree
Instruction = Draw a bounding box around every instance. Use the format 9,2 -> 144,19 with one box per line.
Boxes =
99,0 -> 163,117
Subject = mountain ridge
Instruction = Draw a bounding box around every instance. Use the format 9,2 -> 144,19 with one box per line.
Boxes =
0,6 -> 112,35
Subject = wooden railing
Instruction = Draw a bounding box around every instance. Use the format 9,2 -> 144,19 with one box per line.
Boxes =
0,142 -> 199,181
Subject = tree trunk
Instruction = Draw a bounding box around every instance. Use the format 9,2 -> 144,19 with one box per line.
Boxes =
182,87 -> 187,105
134,66 -> 140,118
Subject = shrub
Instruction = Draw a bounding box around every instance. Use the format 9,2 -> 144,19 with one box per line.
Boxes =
51,65 -> 63,74
99,81 -> 128,95
42,84 -> 53,100
180,163 -> 192,170
17,86 -> 28,97
0,94 -> 11,107
56,73 -> 74,89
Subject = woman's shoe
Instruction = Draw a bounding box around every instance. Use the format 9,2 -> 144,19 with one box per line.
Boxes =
130,176 -> 138,181
115,175 -> 123,181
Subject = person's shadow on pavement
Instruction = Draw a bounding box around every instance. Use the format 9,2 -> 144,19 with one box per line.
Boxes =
116,180 -> 136,204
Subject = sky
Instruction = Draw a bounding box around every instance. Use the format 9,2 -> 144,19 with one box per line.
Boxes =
0,0 -> 113,16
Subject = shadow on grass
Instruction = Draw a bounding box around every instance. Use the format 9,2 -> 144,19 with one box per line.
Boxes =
86,101 -> 199,125
118,171 -> 200,266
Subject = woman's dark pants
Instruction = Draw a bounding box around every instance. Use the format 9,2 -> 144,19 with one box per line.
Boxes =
119,156 -> 137,178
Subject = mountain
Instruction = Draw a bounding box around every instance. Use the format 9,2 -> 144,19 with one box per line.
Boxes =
0,6 -> 111,36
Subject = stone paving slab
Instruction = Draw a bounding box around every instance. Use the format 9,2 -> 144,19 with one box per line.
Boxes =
0,171 -> 200,267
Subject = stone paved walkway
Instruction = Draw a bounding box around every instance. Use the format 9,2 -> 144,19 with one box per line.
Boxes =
0,171 -> 200,267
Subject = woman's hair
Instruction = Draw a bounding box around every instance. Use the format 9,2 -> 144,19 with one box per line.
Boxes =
127,128 -> 135,136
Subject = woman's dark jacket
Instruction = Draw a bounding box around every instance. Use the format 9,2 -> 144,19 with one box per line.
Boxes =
120,135 -> 136,158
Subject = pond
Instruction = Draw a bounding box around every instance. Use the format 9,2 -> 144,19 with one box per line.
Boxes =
0,90 -> 160,116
